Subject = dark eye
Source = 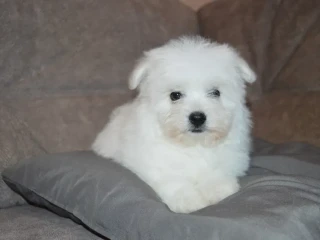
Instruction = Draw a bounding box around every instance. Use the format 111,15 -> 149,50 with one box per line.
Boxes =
170,91 -> 182,101
209,89 -> 220,98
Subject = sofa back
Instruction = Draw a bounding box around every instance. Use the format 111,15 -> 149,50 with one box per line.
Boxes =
0,0 -> 198,208
199,0 -> 320,147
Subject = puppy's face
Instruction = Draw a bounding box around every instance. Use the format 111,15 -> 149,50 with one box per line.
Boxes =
129,37 -> 256,147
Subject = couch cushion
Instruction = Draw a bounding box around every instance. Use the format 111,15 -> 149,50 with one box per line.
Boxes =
251,91 -> 320,147
0,205 -> 104,240
3,149 -> 320,240
199,0 -> 320,95
198,0 -> 320,147
0,92 -> 132,208
0,0 -> 198,208
0,0 -> 198,98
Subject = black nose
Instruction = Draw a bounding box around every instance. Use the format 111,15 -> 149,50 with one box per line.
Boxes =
189,111 -> 206,127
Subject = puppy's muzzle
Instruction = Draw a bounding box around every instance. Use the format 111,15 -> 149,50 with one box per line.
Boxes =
189,111 -> 206,132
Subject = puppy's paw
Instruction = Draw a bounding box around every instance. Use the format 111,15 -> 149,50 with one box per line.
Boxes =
163,186 -> 209,214
198,177 -> 240,205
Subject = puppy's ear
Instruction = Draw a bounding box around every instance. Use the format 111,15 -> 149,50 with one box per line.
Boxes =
128,55 -> 150,90
237,57 -> 256,84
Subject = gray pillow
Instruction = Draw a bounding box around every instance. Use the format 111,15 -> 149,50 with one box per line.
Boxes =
2,151 -> 320,240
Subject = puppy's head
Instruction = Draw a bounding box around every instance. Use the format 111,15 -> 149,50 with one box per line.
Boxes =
129,36 -> 256,147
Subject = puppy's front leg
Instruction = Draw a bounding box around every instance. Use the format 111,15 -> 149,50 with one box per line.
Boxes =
196,174 -> 240,205
153,179 -> 210,214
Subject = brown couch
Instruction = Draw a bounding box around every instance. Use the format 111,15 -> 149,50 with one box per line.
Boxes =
0,0 -> 319,239
199,0 -> 320,147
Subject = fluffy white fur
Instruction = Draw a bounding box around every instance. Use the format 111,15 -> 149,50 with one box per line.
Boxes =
92,36 -> 256,213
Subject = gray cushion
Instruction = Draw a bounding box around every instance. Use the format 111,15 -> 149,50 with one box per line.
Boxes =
0,205 -> 104,240
2,150 -> 320,240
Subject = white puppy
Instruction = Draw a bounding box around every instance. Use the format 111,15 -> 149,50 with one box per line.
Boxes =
92,36 -> 256,213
